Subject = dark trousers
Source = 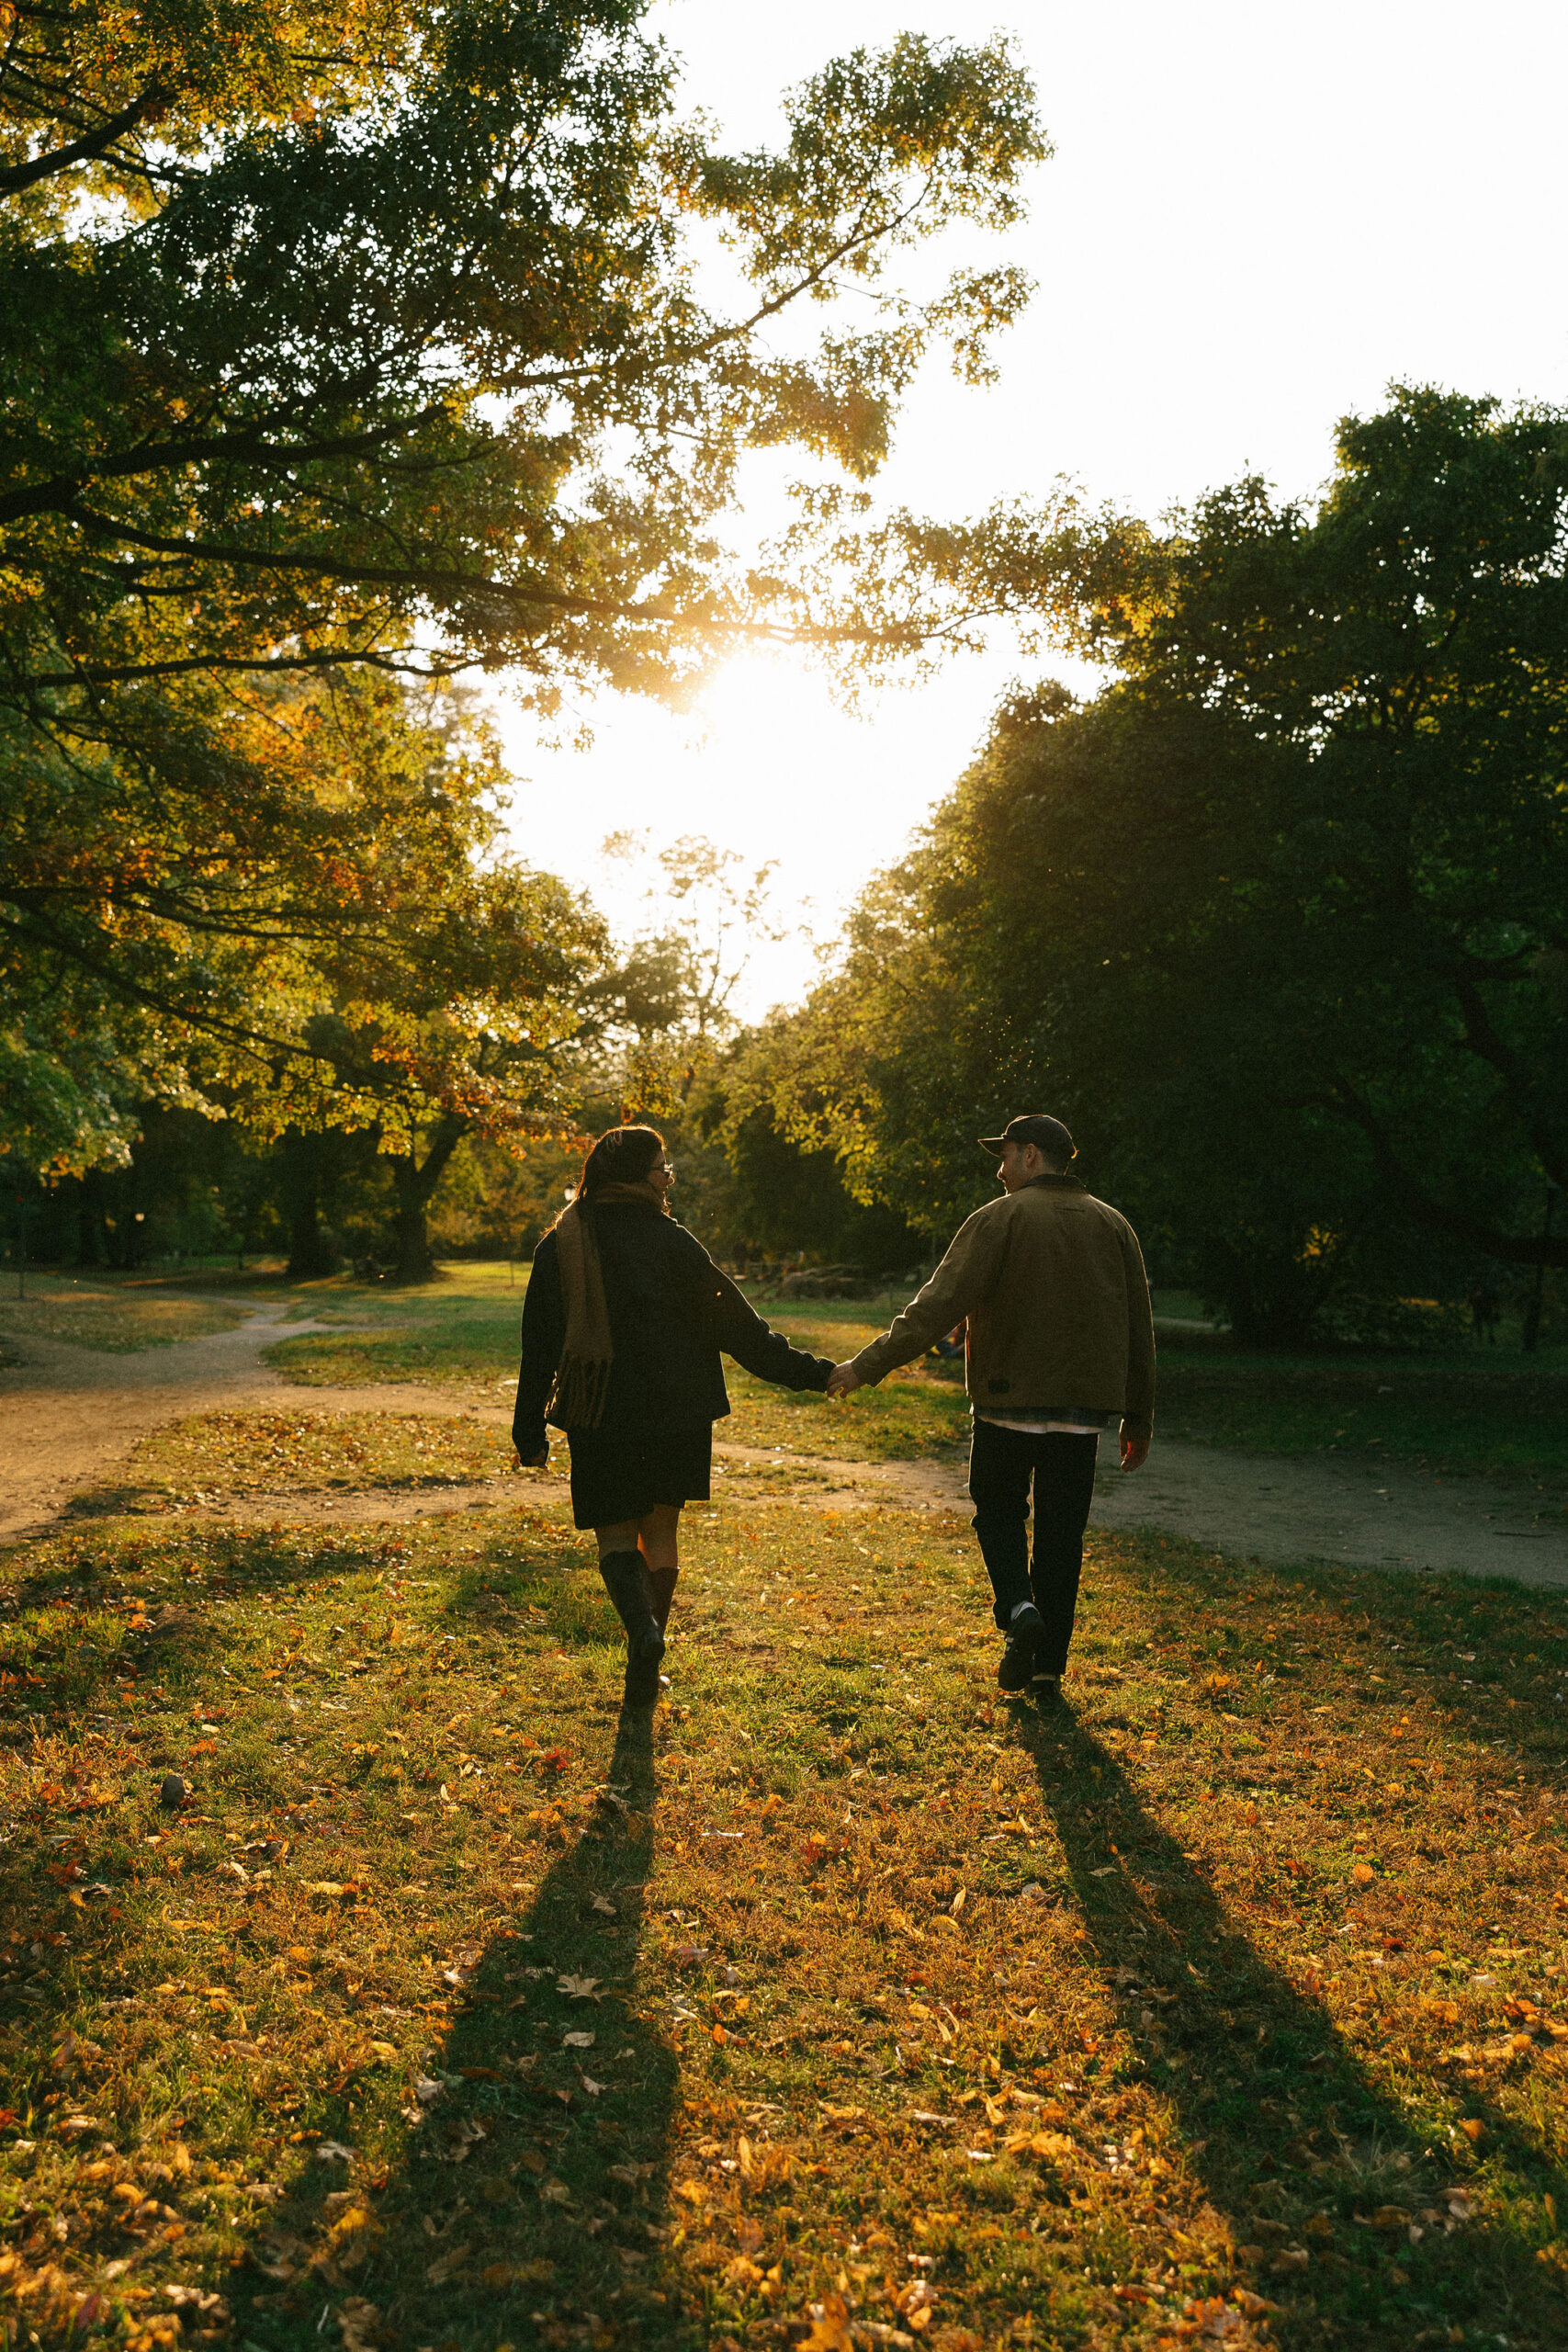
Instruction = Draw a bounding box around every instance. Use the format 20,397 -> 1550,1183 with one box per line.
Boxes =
967,1419 -> 1100,1672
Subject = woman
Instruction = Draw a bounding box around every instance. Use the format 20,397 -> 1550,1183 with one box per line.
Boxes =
513,1125 -> 835,1704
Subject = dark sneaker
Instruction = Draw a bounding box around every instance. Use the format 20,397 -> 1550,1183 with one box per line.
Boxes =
1030,1670 -> 1062,1703
997,1603 -> 1043,1691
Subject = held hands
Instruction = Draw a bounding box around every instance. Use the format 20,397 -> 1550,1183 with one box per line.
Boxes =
826,1362 -> 863,1400
1120,1434 -> 1150,1473
517,1444 -> 549,1468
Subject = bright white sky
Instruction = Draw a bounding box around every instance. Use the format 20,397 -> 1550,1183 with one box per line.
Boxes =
498,0 -> 1568,1013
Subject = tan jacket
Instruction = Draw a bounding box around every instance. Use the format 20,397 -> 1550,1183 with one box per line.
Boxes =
849,1175 -> 1156,1442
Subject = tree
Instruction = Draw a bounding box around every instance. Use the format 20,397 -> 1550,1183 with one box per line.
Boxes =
2,0 -> 1043,1172
760,390 -> 1568,1337
3,2 -> 1042,716
2,668 -> 603,1186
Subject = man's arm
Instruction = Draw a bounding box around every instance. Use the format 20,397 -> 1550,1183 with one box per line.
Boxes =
840,1206 -> 1006,1389
1119,1221 -> 1156,1457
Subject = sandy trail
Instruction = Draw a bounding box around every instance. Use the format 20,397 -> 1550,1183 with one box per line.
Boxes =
2,1309 -> 1563,1587
0,1303 -> 492,1542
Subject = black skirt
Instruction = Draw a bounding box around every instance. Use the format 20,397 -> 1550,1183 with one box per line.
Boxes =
566,1422 -> 713,1531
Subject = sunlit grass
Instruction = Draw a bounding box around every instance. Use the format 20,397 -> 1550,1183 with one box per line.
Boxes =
0,1279 -> 244,1355
3,1497 -> 1566,2351
73,1411 -> 524,1516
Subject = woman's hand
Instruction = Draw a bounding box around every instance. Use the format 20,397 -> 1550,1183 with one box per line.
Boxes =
518,1444 -> 549,1468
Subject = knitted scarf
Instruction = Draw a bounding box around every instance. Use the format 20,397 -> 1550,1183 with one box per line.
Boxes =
547,1179 -> 666,1429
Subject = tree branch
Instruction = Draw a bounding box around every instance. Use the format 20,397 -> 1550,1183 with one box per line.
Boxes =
0,405 -> 462,527
0,86 -> 164,193
20,506 -> 903,661
1451,967 -> 1568,1188
1329,1077 -> 1567,1264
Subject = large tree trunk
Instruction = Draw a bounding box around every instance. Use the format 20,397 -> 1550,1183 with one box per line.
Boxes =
280,1129 -> 337,1280
387,1115 -> 468,1283
75,1172 -> 105,1268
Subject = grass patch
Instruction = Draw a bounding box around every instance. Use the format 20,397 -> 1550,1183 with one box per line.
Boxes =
268,1291 -> 969,1465
265,1330 -> 522,1402
1157,1351 -> 1568,1487
0,1282 -> 244,1354
724,1324 -> 968,1463
72,1412 -> 524,1517
3,1491 -> 1566,2351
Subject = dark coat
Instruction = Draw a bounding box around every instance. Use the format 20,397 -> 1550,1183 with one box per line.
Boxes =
512,1202 -> 834,1455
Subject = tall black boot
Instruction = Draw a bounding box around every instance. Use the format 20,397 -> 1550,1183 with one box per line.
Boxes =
599,1550 -> 666,1706
647,1564 -> 679,1634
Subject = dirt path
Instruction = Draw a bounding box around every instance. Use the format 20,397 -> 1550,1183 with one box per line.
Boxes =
0,1303 -> 508,1543
3,1310 -> 1564,1587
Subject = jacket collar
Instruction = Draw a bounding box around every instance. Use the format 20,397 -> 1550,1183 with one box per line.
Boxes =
1025,1172 -> 1085,1191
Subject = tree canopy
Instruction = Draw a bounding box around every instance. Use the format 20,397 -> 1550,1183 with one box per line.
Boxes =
1,0 -> 1044,1175
3,0 -> 1043,715
751,389 -> 1568,1335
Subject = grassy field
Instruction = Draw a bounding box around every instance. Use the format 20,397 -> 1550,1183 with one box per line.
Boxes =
262,1278 -> 972,1466
8,1257 -> 1563,1495
73,1413 -> 524,1520
0,1278 -> 244,1356
2,1453 -> 1567,2352
253,1261 -> 1568,1489
1155,1351 -> 1568,1487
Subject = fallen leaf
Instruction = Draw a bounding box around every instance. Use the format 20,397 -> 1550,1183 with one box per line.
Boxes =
561,2031 -> 595,2049
799,2292 -> 855,2351
592,1894 -> 617,1917
424,2242 -> 471,2285
1351,1862 -> 1375,1886
558,1973 -> 604,2001
338,2299 -> 382,2352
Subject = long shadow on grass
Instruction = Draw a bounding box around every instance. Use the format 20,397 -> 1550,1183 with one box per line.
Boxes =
236,1703 -> 686,2352
1020,1703 -> 1566,2351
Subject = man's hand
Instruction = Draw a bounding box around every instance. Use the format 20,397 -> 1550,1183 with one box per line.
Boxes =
517,1444 -> 549,1468
827,1362 -> 863,1399
1120,1434 -> 1149,1473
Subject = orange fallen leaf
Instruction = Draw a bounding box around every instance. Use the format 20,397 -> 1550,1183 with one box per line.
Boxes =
799,2293 -> 854,2351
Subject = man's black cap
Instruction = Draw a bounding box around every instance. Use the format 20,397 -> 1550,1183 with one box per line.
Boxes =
977,1113 -> 1077,1164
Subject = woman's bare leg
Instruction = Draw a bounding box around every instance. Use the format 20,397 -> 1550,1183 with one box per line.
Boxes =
594,1521 -> 642,1559
637,1503 -> 682,1632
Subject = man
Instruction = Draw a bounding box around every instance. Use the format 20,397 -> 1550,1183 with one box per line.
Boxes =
827,1114 -> 1154,1696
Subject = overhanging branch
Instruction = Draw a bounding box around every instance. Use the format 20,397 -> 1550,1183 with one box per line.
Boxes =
1329,1077 -> 1567,1266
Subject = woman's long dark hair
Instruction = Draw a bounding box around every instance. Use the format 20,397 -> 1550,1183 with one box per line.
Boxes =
574,1123 -> 665,1202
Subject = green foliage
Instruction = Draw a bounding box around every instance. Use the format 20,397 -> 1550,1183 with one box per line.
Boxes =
1,1 -> 1045,1174
760,389 -> 1568,1339
2,0 -> 1043,709
1,670 -> 602,1177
